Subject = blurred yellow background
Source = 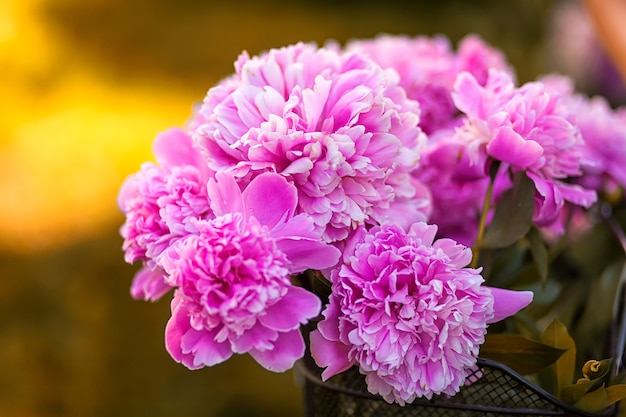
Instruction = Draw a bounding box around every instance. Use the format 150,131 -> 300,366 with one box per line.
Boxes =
0,0 -> 607,416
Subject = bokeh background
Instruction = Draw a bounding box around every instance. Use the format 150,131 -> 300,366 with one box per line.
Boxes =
1,1 -> 624,416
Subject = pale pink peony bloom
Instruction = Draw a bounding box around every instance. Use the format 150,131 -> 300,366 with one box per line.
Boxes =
346,34 -> 457,135
193,42 -> 429,242
118,128 -> 213,301
554,82 -> 626,192
452,69 -> 597,231
158,172 -> 341,372
310,222 -> 533,404
346,34 -> 514,134
455,34 -> 513,87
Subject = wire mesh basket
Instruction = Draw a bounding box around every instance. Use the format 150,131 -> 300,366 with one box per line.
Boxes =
297,354 -> 618,417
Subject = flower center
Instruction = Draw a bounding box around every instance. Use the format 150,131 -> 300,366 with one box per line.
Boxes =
181,213 -> 291,334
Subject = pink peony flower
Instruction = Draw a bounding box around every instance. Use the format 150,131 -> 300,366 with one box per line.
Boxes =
560,88 -> 626,193
346,34 -> 457,135
346,34 -> 514,134
158,172 -> 341,372
193,42 -> 429,242
118,128 -> 213,301
452,69 -> 597,231
455,34 -> 513,87
310,222 -> 533,404
413,132 -> 490,246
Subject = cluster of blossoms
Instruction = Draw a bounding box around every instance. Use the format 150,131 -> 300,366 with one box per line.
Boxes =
118,34 -> 626,404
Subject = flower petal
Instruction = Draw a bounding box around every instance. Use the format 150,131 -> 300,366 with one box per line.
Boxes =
486,287 -> 534,324
259,286 -> 321,331
207,171 -> 243,216
165,294 -> 233,369
242,172 -> 297,229
249,329 -> 305,372
452,72 -> 484,118
487,126 -> 543,169
278,238 -> 341,272
230,323 -> 277,354
271,214 -> 341,271
153,128 -> 196,168
310,329 -> 354,381
130,266 -> 171,301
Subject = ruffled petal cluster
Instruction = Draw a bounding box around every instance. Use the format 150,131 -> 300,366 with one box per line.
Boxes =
118,128 -> 213,301
346,34 -> 515,244
452,69 -> 597,230
346,34 -> 514,134
413,132 -> 489,246
194,42 -> 429,242
310,222 -> 533,404
549,76 -> 626,193
158,172 -> 341,372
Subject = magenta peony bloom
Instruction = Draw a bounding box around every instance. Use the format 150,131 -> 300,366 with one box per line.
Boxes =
193,42 -> 429,242
310,222 -> 533,404
158,172 -> 341,372
118,128 -> 213,301
413,131 -> 490,246
455,34 -> 513,87
558,86 -> 626,193
452,69 -> 597,231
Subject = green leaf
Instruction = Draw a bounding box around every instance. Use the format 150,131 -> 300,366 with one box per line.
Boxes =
574,384 -> 611,413
481,172 -> 535,249
480,334 -> 565,375
540,318 -> 576,398
526,227 -> 548,284
606,385 -> 626,405
562,379 -> 598,405
312,272 -> 332,302
562,359 -> 614,404
482,244 -> 527,287
574,263 -> 624,358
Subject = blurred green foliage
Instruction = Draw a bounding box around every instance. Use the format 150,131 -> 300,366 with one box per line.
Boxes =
0,224 -> 302,417
43,0 -> 554,86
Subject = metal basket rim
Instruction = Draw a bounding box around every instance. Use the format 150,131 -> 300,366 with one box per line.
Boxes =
297,357 -> 617,417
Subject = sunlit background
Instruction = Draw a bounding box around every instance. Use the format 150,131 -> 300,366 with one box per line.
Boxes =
1,1 -> 622,416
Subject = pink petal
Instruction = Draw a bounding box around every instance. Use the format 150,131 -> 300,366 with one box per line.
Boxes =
372,195 -> 431,232
487,126 -> 543,169
249,329 -> 305,372
185,330 -> 233,369
230,324 -> 277,354
270,213 -> 319,240
242,172 -> 297,229
556,182 -> 597,208
270,214 -> 341,271
486,287 -> 534,324
278,238 -> 341,272
527,171 -> 562,227
207,171 -> 243,216
259,286 -> 321,331
317,302 -> 342,340
452,72 -> 484,118
165,294 -> 233,369
153,128 -> 197,169
117,174 -> 140,212
130,266 -> 171,301
310,329 -> 354,381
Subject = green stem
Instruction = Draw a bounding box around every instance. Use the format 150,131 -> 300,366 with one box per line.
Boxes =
471,174 -> 495,268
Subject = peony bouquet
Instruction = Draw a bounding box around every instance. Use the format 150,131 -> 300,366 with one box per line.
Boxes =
118,33 -> 626,412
